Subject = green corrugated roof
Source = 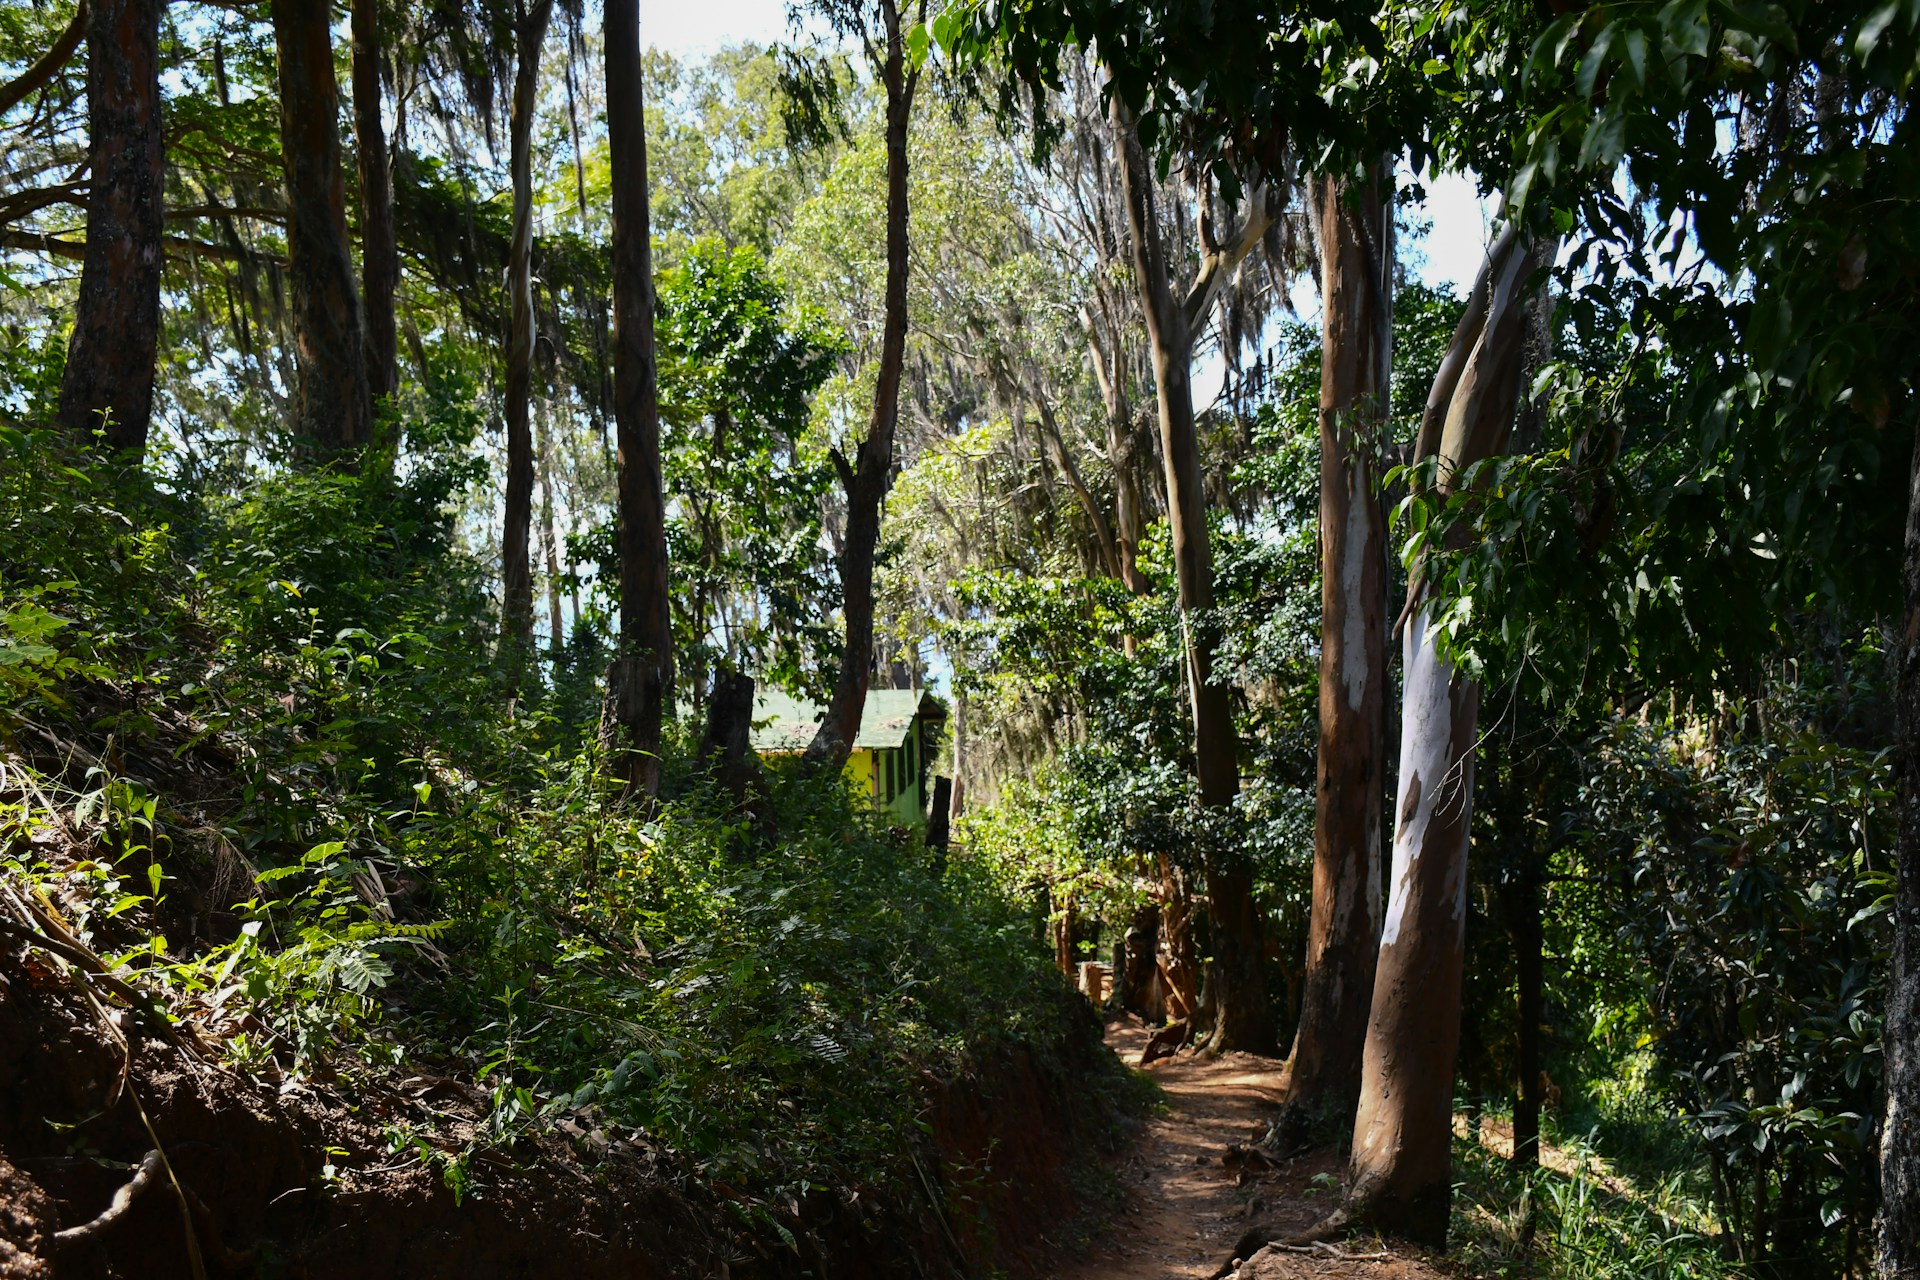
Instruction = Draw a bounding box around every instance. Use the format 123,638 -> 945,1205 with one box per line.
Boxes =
750,688 -> 944,752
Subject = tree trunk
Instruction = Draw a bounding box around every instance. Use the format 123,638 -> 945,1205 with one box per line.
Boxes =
57,0 -> 163,457
273,0 -> 372,457
804,0 -> 917,771
1159,855 -> 1200,1022
1347,227 -> 1546,1244
1285,171 -> 1393,1128
1119,901 -> 1160,1017
698,668 -> 759,804
1505,869 -> 1544,1168
1879,402 -> 1920,1277
502,0 -> 553,658
537,401 -> 566,658
599,0 -> 672,797
350,0 -> 397,411
1112,102 -> 1270,1056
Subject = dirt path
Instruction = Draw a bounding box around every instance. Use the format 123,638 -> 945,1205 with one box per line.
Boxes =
1050,1016 -> 1454,1280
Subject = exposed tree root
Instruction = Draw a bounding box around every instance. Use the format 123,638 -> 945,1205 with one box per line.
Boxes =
52,1150 -> 162,1246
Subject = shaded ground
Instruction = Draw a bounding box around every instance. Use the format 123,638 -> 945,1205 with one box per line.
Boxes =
1051,1016 -> 1454,1280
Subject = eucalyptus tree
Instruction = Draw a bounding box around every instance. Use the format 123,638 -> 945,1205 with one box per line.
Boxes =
600,0 -> 672,797
1437,2 -> 1920,1268
784,0 -> 927,772
946,0 -> 1377,1055
1282,163 -> 1392,1132
56,0 -> 163,456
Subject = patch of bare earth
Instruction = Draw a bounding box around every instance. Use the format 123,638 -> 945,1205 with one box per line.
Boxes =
1048,1016 -> 1456,1280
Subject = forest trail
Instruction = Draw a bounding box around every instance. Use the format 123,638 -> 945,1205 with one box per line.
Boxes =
1053,1017 -> 1453,1280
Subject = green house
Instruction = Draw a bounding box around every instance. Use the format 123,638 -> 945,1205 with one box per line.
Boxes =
750,688 -> 947,828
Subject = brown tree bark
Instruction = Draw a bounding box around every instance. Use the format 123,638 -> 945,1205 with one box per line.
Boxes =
1879,393 -> 1920,1276
350,0 -> 397,409
1283,170 -> 1393,1131
1347,227 -> 1548,1243
57,0 -> 163,457
598,0 -> 672,797
502,0 -> 553,658
273,0 -> 373,456
1112,101 -> 1274,1056
537,401 -> 566,658
803,0 -> 920,771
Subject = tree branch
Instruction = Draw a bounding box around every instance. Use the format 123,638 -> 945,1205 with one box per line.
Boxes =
1180,180 -> 1274,337
0,227 -> 282,267
0,0 -> 86,119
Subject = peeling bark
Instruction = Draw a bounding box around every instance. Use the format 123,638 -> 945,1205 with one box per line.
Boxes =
1285,170 -> 1392,1129
1347,227 -> 1548,1243
57,0 -> 163,457
599,0 -> 672,797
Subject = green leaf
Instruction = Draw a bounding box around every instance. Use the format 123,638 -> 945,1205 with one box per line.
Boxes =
1854,0 -> 1903,59
1662,0 -> 1712,58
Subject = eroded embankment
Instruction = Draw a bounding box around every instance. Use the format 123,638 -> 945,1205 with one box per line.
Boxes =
0,926 -> 1128,1280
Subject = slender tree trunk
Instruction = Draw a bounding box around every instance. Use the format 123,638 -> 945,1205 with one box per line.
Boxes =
1285,171 -> 1394,1130
57,0 -> 162,456
1879,409 -> 1920,1276
1084,312 -> 1152,596
804,0 -> 918,771
598,0 -> 672,797
502,0 -> 553,657
950,690 -> 968,818
537,402 -> 566,658
350,0 -> 397,411
273,0 -> 373,456
1348,228 -> 1546,1243
1112,102 -> 1271,1056
1506,869 -> 1544,1167
1158,858 -> 1200,1021
1034,396 -> 1123,579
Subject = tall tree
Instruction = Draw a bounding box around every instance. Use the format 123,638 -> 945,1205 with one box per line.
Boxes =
273,0 -> 374,455
56,0 -> 163,456
1347,225 -> 1548,1242
599,0 -> 672,796
350,0 -> 398,410
801,0 -> 924,771
1283,167 -> 1392,1129
1111,100 -> 1276,1055
502,0 -> 555,656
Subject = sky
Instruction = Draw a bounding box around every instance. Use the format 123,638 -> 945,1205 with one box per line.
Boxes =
640,2 -> 1496,298
642,0 -> 792,61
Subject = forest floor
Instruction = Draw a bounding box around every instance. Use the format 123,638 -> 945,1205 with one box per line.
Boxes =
1052,1016 -> 1455,1280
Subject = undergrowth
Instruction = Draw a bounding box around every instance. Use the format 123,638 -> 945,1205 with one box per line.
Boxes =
1450,1098 -> 1745,1280
0,425 -> 1109,1218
